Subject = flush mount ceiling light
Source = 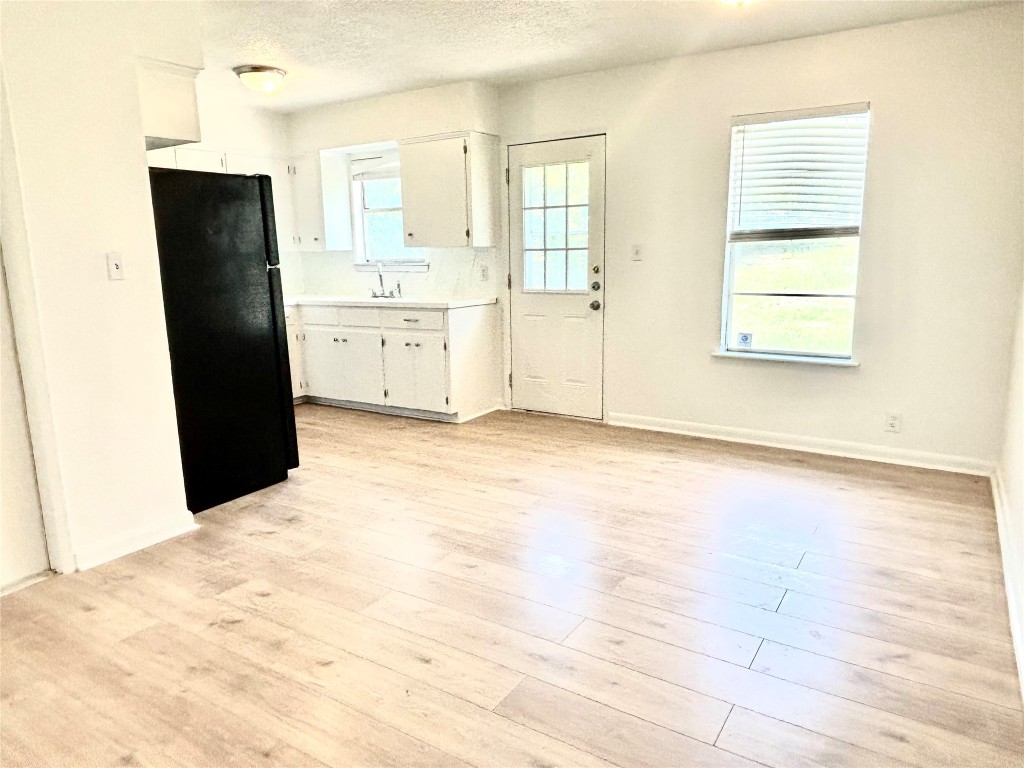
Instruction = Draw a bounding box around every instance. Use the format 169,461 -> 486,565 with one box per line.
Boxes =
232,65 -> 287,94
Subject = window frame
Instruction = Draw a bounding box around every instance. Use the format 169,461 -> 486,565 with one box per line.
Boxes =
521,160 -> 592,294
350,168 -> 428,269
719,103 -> 870,364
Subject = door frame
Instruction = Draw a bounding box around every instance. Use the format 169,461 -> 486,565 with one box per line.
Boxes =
505,133 -> 608,421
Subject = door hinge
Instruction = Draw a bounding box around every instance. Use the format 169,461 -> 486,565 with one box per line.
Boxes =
443,341 -> 447,351
463,141 -> 468,155
508,372 -> 513,389
384,388 -> 388,398
465,228 -> 470,240
381,337 -> 386,347
505,167 -> 509,185
445,396 -> 449,405
507,273 -> 512,290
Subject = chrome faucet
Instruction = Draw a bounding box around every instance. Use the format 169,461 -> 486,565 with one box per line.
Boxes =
370,264 -> 402,298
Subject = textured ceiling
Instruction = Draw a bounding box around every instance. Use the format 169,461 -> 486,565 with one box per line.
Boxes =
200,0 -> 1007,113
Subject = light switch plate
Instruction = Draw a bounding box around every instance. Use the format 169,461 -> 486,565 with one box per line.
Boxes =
106,252 -> 125,281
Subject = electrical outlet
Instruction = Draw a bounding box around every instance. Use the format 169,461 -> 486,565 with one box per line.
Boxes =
885,413 -> 903,433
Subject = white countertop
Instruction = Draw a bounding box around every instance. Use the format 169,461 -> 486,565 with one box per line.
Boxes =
284,295 -> 497,310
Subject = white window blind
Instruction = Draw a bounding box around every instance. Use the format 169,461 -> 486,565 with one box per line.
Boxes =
728,104 -> 870,239
721,103 -> 871,361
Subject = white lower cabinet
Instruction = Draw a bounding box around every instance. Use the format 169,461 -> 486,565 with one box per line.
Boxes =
382,331 -> 450,413
304,327 -> 386,405
286,322 -> 305,397
291,301 -> 500,422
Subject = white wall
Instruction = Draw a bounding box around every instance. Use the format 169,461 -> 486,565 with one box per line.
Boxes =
1,251 -> 49,589
996,288 -> 1023,703
301,248 -> 499,302
289,81 -> 499,154
0,2 -> 197,570
499,5 -> 1023,470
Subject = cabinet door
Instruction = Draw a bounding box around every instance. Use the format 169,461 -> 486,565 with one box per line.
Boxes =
383,331 -> 449,412
399,137 -> 468,248
225,153 -> 295,252
147,147 -> 177,169
286,324 -> 304,396
174,148 -> 225,173
304,328 -> 384,404
292,152 -> 326,251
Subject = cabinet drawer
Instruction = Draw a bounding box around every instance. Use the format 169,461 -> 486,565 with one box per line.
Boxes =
338,307 -> 381,328
381,309 -> 444,331
301,305 -> 339,326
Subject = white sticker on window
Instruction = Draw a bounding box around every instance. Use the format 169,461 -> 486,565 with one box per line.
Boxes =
738,333 -> 753,348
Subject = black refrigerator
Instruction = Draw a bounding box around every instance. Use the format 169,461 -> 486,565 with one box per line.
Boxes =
149,168 -> 299,513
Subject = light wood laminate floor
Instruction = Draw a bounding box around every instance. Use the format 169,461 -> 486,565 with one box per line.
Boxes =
2,404 -> 1022,767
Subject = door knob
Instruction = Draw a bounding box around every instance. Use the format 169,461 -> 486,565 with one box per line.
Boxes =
591,281 -> 601,291
590,300 -> 601,310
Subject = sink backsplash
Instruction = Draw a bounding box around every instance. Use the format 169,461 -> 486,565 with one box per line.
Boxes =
280,247 -> 500,301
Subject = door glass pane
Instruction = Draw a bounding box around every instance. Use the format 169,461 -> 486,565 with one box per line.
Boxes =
567,206 -> 589,248
524,251 -> 545,290
545,164 -> 567,206
545,208 -> 566,249
523,167 -> 544,208
362,177 -> 402,209
730,295 -> 855,356
567,250 -> 588,291
523,210 -> 544,249
567,162 -> 589,205
731,237 -> 859,295
545,250 -> 566,291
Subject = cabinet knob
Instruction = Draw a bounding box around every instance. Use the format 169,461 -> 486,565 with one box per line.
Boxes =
405,342 -> 411,347
592,281 -> 601,291
414,343 -> 421,347
407,232 -> 413,238
333,337 -> 338,342
590,300 -> 602,311
341,338 -> 348,343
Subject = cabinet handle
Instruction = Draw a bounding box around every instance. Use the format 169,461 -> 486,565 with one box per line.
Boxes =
403,318 -> 420,323
405,342 -> 411,347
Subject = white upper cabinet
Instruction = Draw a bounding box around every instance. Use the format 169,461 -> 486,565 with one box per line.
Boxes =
224,153 -> 295,253
174,147 -> 225,173
399,132 -> 497,248
146,147 -> 178,169
291,152 -> 326,252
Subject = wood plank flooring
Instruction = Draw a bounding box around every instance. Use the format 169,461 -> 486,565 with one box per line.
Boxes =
2,404 -> 1022,767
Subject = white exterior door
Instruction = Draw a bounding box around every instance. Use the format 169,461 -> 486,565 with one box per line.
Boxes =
509,136 -> 605,419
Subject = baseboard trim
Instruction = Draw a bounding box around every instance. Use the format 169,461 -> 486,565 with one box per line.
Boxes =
991,469 -> 1024,709
605,412 -> 994,476
74,518 -> 199,572
305,396 -> 460,423
1,569 -> 53,596
455,403 -> 506,424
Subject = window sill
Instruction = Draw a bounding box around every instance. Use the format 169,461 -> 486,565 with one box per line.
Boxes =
712,350 -> 860,367
353,262 -> 429,273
